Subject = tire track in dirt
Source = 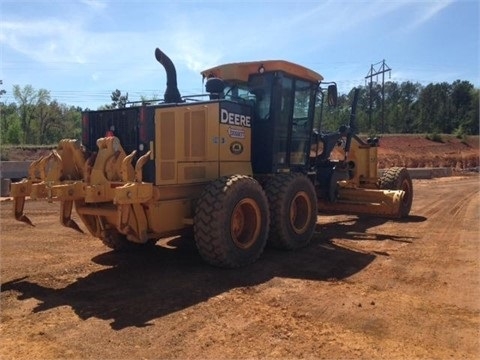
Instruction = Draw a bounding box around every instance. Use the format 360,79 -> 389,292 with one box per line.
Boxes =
380,177 -> 480,356
410,177 -> 478,271
322,177 -> 480,358
1,176 -> 479,359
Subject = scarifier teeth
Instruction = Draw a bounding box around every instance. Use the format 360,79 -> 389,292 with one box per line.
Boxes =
63,219 -> 84,233
16,214 -> 34,227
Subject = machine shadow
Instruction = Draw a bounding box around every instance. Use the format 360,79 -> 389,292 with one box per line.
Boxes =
316,214 -> 423,243
1,215 -> 418,331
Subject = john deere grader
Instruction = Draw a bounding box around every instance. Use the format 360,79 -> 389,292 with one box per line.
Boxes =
11,48 -> 413,268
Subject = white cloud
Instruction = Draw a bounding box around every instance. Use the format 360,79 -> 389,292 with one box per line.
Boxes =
79,0 -> 107,11
2,19 -> 91,64
404,0 -> 454,31
169,31 -> 223,73
1,0 -> 476,108
0,0 -> 416,73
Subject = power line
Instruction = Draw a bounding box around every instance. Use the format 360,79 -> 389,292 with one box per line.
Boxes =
365,60 -> 391,133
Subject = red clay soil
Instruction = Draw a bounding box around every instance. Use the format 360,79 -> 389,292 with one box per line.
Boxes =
376,134 -> 479,170
1,176 -> 479,359
3,135 -> 479,170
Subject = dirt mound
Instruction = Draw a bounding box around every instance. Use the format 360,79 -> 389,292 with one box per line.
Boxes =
3,135 -> 479,170
2,147 -> 54,162
376,135 -> 479,170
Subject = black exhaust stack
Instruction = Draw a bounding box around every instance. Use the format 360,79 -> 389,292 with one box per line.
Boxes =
155,48 -> 182,103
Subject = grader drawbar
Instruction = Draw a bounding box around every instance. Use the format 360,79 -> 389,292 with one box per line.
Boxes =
11,47 -> 412,268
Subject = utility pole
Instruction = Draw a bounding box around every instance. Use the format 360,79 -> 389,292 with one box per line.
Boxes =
365,60 -> 391,133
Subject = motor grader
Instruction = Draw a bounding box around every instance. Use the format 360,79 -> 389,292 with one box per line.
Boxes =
11,48 -> 413,268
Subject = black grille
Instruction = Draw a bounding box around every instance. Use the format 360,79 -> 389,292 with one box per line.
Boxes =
82,107 -> 155,183
82,108 -> 141,155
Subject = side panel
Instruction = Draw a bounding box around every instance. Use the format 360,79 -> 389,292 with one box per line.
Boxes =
147,199 -> 191,234
218,101 -> 253,176
154,103 -> 220,185
148,101 -> 253,236
146,183 -> 206,235
155,110 -> 177,184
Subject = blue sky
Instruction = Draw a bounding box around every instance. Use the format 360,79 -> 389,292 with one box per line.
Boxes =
1,0 -> 478,109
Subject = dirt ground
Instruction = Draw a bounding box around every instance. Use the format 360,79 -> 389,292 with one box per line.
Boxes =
0,174 -> 479,359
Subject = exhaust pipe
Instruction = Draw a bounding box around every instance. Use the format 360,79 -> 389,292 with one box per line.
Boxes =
154,48 -> 182,103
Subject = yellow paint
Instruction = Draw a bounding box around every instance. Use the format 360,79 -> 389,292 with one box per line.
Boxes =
201,60 -> 323,83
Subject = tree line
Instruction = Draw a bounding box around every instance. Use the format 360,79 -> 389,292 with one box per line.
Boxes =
0,80 -> 478,146
1,85 -> 82,145
322,80 -> 479,137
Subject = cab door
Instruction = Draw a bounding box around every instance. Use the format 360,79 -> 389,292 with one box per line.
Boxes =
274,76 -> 316,170
289,79 -> 316,167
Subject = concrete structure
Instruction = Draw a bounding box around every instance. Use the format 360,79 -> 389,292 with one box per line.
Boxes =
0,161 -> 32,180
0,161 -> 455,197
379,167 -> 453,180
0,161 -> 32,197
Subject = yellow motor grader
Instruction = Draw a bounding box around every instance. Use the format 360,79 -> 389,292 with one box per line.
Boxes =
11,48 -> 413,268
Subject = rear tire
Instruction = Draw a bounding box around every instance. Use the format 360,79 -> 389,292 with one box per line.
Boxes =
265,173 -> 317,250
194,175 -> 270,268
379,167 -> 413,217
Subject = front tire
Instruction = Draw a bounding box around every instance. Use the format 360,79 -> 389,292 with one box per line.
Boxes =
265,173 -> 317,250
379,167 -> 413,217
194,175 -> 270,268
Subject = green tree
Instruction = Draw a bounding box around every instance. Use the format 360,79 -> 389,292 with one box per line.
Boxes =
5,118 -> 22,144
460,87 -> 479,135
36,100 -> 65,144
0,80 -> 6,99
63,105 -> 82,140
450,80 -> 477,135
140,94 -> 160,105
12,85 -> 51,144
0,102 -> 19,141
111,89 -> 128,109
399,81 -> 422,133
417,82 -> 453,133
319,80 -> 480,136
98,89 -> 129,110
384,81 -> 401,133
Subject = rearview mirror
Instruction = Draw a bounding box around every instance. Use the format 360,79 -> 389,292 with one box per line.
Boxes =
327,84 -> 338,107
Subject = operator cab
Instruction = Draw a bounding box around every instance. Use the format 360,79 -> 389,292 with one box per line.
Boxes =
202,60 -> 331,174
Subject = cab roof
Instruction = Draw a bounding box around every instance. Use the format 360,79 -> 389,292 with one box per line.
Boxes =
201,60 -> 324,84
